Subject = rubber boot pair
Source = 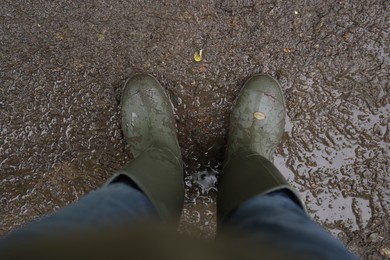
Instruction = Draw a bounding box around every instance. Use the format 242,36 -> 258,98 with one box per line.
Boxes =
106,74 -> 304,225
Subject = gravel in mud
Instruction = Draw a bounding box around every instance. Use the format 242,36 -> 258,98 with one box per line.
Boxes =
1,1 -> 389,258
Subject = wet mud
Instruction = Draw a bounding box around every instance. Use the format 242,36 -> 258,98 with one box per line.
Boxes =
1,0 -> 389,258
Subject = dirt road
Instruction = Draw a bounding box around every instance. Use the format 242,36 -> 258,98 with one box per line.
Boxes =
1,1 -> 389,258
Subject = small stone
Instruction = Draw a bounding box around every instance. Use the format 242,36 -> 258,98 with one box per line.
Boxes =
367,232 -> 381,243
380,247 -> 390,258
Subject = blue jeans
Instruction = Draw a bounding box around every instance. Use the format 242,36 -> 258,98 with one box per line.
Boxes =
2,182 -> 356,259
2,182 -> 158,245
224,190 -> 356,259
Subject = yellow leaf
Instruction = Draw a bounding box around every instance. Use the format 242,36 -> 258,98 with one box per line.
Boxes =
98,30 -> 106,41
194,49 -> 203,62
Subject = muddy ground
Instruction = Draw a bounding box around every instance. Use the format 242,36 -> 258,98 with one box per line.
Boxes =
1,0 -> 389,258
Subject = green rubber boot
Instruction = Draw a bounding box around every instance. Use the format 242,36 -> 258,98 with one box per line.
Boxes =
217,75 -> 305,223
106,74 -> 184,224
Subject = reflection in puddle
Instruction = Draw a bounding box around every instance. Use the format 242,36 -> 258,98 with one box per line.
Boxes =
276,81 -> 389,238
192,170 -> 218,193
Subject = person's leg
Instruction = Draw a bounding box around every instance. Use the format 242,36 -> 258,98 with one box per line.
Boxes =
2,74 -> 184,244
222,189 -> 356,259
2,179 -> 157,244
217,75 -> 356,259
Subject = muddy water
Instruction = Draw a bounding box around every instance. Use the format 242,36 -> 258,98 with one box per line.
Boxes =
1,1 -> 389,258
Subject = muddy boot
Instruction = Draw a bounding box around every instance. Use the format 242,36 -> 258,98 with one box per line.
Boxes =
106,74 -> 184,224
217,75 -> 305,222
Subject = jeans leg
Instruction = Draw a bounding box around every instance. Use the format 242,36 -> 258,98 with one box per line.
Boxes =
2,181 -> 158,244
222,190 -> 357,260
